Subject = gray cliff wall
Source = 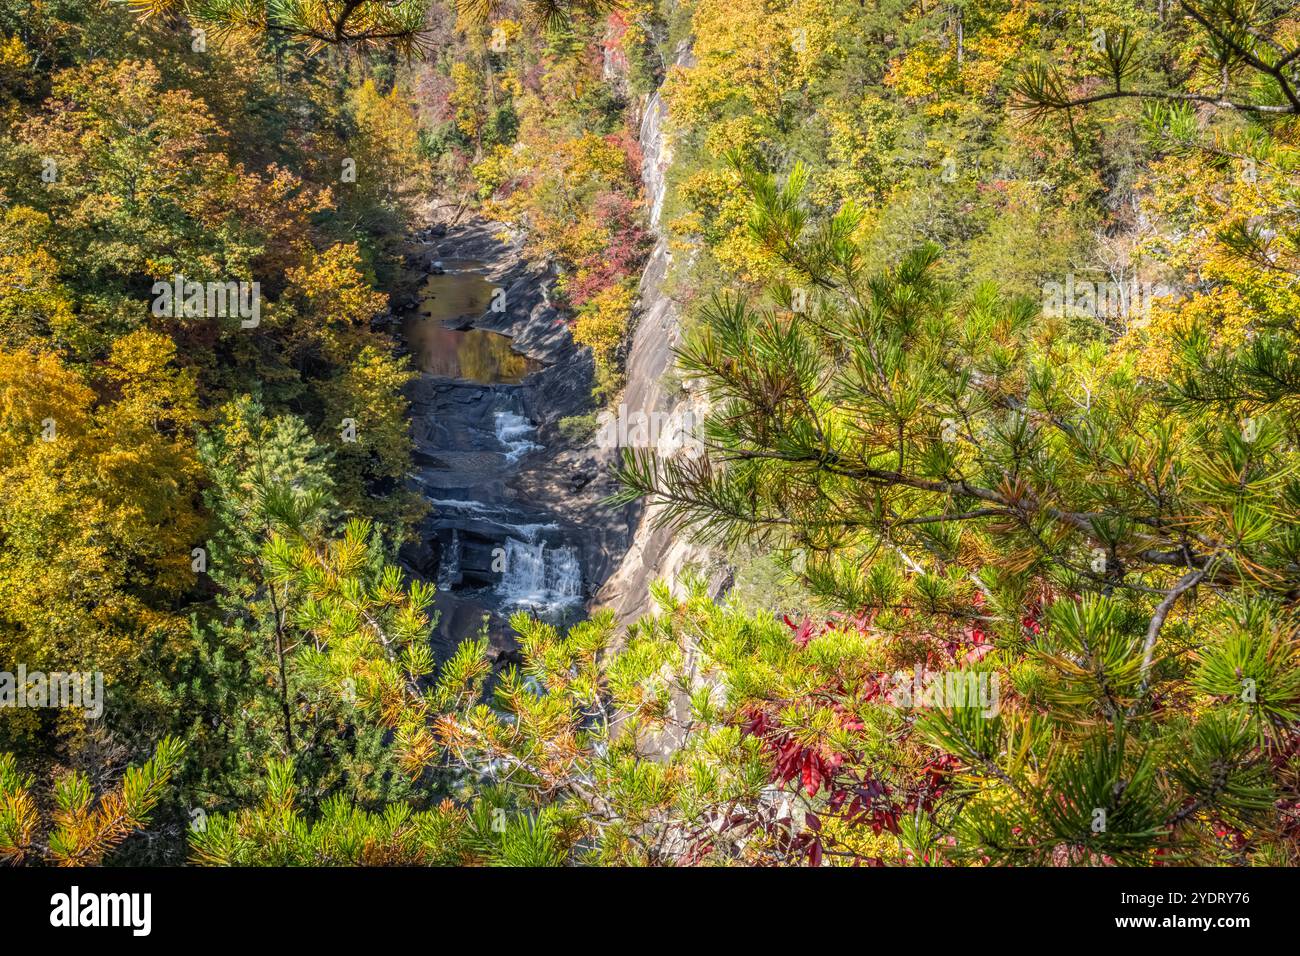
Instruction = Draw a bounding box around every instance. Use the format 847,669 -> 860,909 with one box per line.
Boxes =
597,44 -> 730,623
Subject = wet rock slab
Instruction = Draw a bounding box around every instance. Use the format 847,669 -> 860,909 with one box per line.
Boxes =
398,220 -> 635,659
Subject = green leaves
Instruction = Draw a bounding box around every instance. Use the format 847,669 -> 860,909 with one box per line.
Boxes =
915,700 -> 1006,772
1010,61 -> 1071,119
731,157 -> 864,288
1024,733 -> 1170,866
1170,710 -> 1275,830
1096,27 -> 1139,91
473,804 -> 567,867
1032,596 -> 1146,717
600,129 -> 1300,862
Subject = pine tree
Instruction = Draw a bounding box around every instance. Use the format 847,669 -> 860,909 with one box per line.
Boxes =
118,0 -> 617,55
178,398 -> 458,819
188,757 -> 470,865
612,158 -> 1300,864
0,738 -> 184,866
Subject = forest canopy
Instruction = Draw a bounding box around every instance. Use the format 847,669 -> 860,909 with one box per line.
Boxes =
0,0 -> 1297,869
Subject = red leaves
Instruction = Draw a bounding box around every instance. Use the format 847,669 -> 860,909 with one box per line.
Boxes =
774,738 -> 835,797
745,698 -> 858,799
563,190 -> 649,311
781,613 -> 871,648
602,11 -> 630,55
842,779 -> 901,835
740,705 -> 772,739
783,614 -> 817,648
808,840 -> 823,867
1022,596 -> 1044,638
911,753 -> 959,813
921,753 -> 959,790
682,839 -> 715,866
760,601 -> 1041,862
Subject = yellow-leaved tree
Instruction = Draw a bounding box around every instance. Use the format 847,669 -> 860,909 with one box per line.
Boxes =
0,331 -> 204,742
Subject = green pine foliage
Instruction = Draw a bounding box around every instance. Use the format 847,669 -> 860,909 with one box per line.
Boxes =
0,739 -> 184,865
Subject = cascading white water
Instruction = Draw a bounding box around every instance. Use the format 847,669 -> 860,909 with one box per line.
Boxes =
494,411 -> 541,462
546,546 -> 581,599
436,528 -> 460,592
495,536 -> 582,609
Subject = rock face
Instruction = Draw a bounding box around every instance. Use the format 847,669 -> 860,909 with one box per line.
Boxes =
596,41 -> 728,624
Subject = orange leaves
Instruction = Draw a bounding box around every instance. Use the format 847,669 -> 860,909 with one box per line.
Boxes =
7,738 -> 185,866
0,753 -> 40,865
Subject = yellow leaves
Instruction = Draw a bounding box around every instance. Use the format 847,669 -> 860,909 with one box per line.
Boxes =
0,33 -> 34,108
1118,289 -> 1252,381
283,242 -> 389,363
472,143 -> 517,197
675,165 -> 777,281
0,208 -> 76,348
885,45 -> 955,101
562,132 -> 630,184
701,115 -> 765,160
573,280 -> 636,371
478,130 -> 637,268
0,349 -> 93,466
21,57 -> 328,289
960,2 -> 1032,97
0,344 -> 202,702
352,78 -> 418,150
450,60 -> 486,139
307,339 -> 416,523
813,96 -> 898,210
348,77 -> 429,197
881,2 -> 1031,114
487,17 -> 521,49
103,329 -> 200,434
663,0 -> 846,128
0,32 -> 30,71
1138,134 -> 1300,315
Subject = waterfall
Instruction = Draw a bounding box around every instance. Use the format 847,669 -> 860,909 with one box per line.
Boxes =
494,411 -> 541,463
495,536 -> 582,609
436,528 -> 460,591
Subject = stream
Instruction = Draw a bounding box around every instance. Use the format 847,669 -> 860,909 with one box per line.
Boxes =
398,45 -> 702,654
397,236 -> 626,660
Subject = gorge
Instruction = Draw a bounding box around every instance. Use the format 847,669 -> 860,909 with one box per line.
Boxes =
396,41 -> 722,657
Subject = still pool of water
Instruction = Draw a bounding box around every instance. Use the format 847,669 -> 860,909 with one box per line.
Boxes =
403,265 -> 539,384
